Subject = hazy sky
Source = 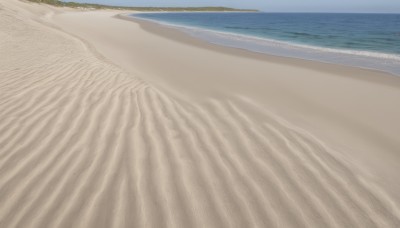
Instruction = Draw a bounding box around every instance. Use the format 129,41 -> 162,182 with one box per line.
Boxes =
71,0 -> 400,13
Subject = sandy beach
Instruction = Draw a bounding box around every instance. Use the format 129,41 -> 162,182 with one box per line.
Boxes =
1,0 -> 400,227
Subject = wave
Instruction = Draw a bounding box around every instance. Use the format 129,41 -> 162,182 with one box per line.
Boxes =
163,20 -> 400,61
224,26 -> 278,31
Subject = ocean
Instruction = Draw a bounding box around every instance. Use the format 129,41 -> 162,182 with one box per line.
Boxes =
132,12 -> 400,75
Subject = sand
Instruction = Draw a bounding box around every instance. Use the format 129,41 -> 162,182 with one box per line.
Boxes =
1,0 -> 400,227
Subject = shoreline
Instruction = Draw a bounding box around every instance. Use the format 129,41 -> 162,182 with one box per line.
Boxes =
120,13 -> 400,85
128,13 -> 400,77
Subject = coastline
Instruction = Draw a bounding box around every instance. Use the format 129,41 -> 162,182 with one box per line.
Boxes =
124,13 -> 400,78
129,13 -> 400,77
2,0 -> 400,227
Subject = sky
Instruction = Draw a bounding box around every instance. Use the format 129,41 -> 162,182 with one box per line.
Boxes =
70,0 -> 400,13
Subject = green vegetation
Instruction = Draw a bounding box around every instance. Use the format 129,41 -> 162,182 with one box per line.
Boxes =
26,0 -> 258,11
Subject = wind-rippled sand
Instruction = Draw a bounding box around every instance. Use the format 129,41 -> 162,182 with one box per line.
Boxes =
1,0 -> 400,227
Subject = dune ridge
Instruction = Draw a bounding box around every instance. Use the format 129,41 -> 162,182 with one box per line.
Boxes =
1,0 -> 400,227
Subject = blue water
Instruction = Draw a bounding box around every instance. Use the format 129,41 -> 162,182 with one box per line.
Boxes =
133,13 -> 400,75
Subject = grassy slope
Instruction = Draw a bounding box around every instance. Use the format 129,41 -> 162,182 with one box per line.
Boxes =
26,0 -> 258,11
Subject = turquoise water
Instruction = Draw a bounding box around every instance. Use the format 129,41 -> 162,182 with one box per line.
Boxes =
133,13 -> 400,75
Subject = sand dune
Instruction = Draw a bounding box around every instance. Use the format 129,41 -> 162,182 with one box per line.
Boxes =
1,0 -> 400,227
